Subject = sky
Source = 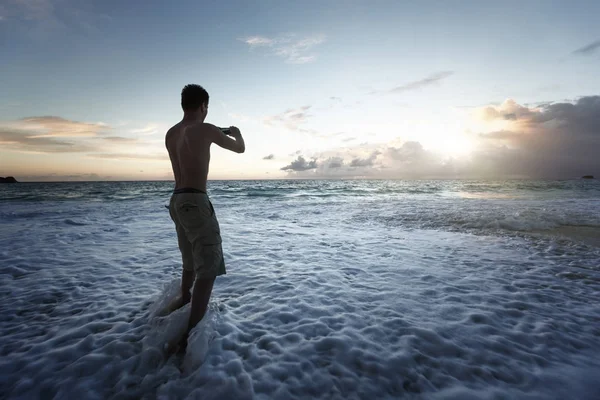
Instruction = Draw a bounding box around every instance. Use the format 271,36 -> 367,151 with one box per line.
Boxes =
0,0 -> 599,181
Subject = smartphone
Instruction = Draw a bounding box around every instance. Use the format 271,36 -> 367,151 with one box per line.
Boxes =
219,127 -> 231,135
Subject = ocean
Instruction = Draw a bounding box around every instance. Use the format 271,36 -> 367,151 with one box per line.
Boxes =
1,179 -> 599,399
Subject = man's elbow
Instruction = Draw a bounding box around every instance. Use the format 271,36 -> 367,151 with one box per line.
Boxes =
237,145 -> 245,154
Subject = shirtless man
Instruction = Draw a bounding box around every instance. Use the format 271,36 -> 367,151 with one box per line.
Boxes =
165,84 -> 245,350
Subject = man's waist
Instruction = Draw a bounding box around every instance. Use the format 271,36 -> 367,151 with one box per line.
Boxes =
172,187 -> 207,195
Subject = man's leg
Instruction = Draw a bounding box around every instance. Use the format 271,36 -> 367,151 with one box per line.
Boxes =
176,276 -> 215,353
188,276 -> 215,330
163,269 -> 194,314
181,269 -> 194,304
169,221 -> 195,312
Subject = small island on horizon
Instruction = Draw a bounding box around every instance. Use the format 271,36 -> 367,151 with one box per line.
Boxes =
0,176 -> 18,183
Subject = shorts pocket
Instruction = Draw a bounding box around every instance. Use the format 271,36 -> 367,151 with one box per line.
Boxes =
179,202 -> 211,217
178,201 -> 221,245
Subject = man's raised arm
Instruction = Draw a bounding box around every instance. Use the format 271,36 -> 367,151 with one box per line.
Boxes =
209,125 -> 245,153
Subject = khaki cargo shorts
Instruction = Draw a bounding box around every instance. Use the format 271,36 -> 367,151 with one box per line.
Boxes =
169,191 -> 226,278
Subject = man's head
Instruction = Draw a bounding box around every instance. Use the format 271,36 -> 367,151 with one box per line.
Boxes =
181,84 -> 209,120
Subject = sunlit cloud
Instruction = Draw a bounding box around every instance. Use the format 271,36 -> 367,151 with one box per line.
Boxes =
130,123 -> 159,135
18,116 -> 110,137
0,116 -> 165,159
280,95 -> 600,179
264,106 -> 312,131
88,153 -> 168,161
475,99 -> 539,124
101,136 -> 138,143
239,33 -> 326,63
0,126 -> 97,153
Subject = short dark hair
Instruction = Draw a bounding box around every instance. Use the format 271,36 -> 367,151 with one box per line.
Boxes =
181,84 -> 209,112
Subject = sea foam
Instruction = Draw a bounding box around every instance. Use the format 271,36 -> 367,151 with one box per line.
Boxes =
1,180 -> 599,399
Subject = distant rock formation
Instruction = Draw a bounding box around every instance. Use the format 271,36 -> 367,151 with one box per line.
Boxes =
582,175 -> 594,179
0,176 -> 18,183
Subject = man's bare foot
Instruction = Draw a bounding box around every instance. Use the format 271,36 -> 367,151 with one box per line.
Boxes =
161,295 -> 191,316
165,331 -> 189,355
176,333 -> 189,355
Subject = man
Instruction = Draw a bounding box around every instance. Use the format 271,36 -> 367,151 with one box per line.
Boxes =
165,84 -> 245,350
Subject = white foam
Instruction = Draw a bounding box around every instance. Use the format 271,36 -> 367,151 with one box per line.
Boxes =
1,185 -> 600,399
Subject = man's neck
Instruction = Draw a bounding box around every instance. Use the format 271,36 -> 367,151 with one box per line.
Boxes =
182,112 -> 205,123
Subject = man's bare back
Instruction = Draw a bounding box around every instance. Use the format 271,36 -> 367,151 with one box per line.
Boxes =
166,122 -> 245,192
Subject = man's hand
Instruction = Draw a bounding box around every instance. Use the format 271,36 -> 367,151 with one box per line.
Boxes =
211,124 -> 245,153
228,126 -> 241,138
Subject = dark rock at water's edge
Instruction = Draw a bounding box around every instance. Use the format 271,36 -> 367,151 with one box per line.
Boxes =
0,176 -> 18,183
582,175 -> 594,179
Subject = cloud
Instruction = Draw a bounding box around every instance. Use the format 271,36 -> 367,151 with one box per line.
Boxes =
572,40 -> 600,55
264,106 -> 312,131
324,157 -> 344,169
280,96 -> 600,179
0,126 -> 97,153
349,151 -> 381,167
0,116 -> 164,158
130,124 -> 159,135
263,154 -> 275,160
375,71 -> 454,95
280,142 -> 459,179
18,116 -> 110,137
18,173 -> 109,182
477,130 -> 521,140
243,36 -> 275,46
239,34 -> 326,64
462,96 -> 600,177
476,99 -> 538,123
281,156 -> 318,171
101,136 -> 138,143
88,153 -> 168,161
477,96 -> 600,128
0,115 -> 111,153
1,0 -> 112,39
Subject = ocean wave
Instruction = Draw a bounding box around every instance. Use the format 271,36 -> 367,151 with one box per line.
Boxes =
64,219 -> 88,226
2,180 -> 600,398
354,196 -> 600,247
2,179 -> 599,203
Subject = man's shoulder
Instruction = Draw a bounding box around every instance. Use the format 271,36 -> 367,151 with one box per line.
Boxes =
192,123 -> 220,142
166,122 -> 219,143
198,122 -> 218,131
166,122 -> 182,137
181,122 -> 217,133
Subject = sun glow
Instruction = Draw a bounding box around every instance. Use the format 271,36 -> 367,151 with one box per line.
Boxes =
406,115 -> 478,159
433,134 -> 476,158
